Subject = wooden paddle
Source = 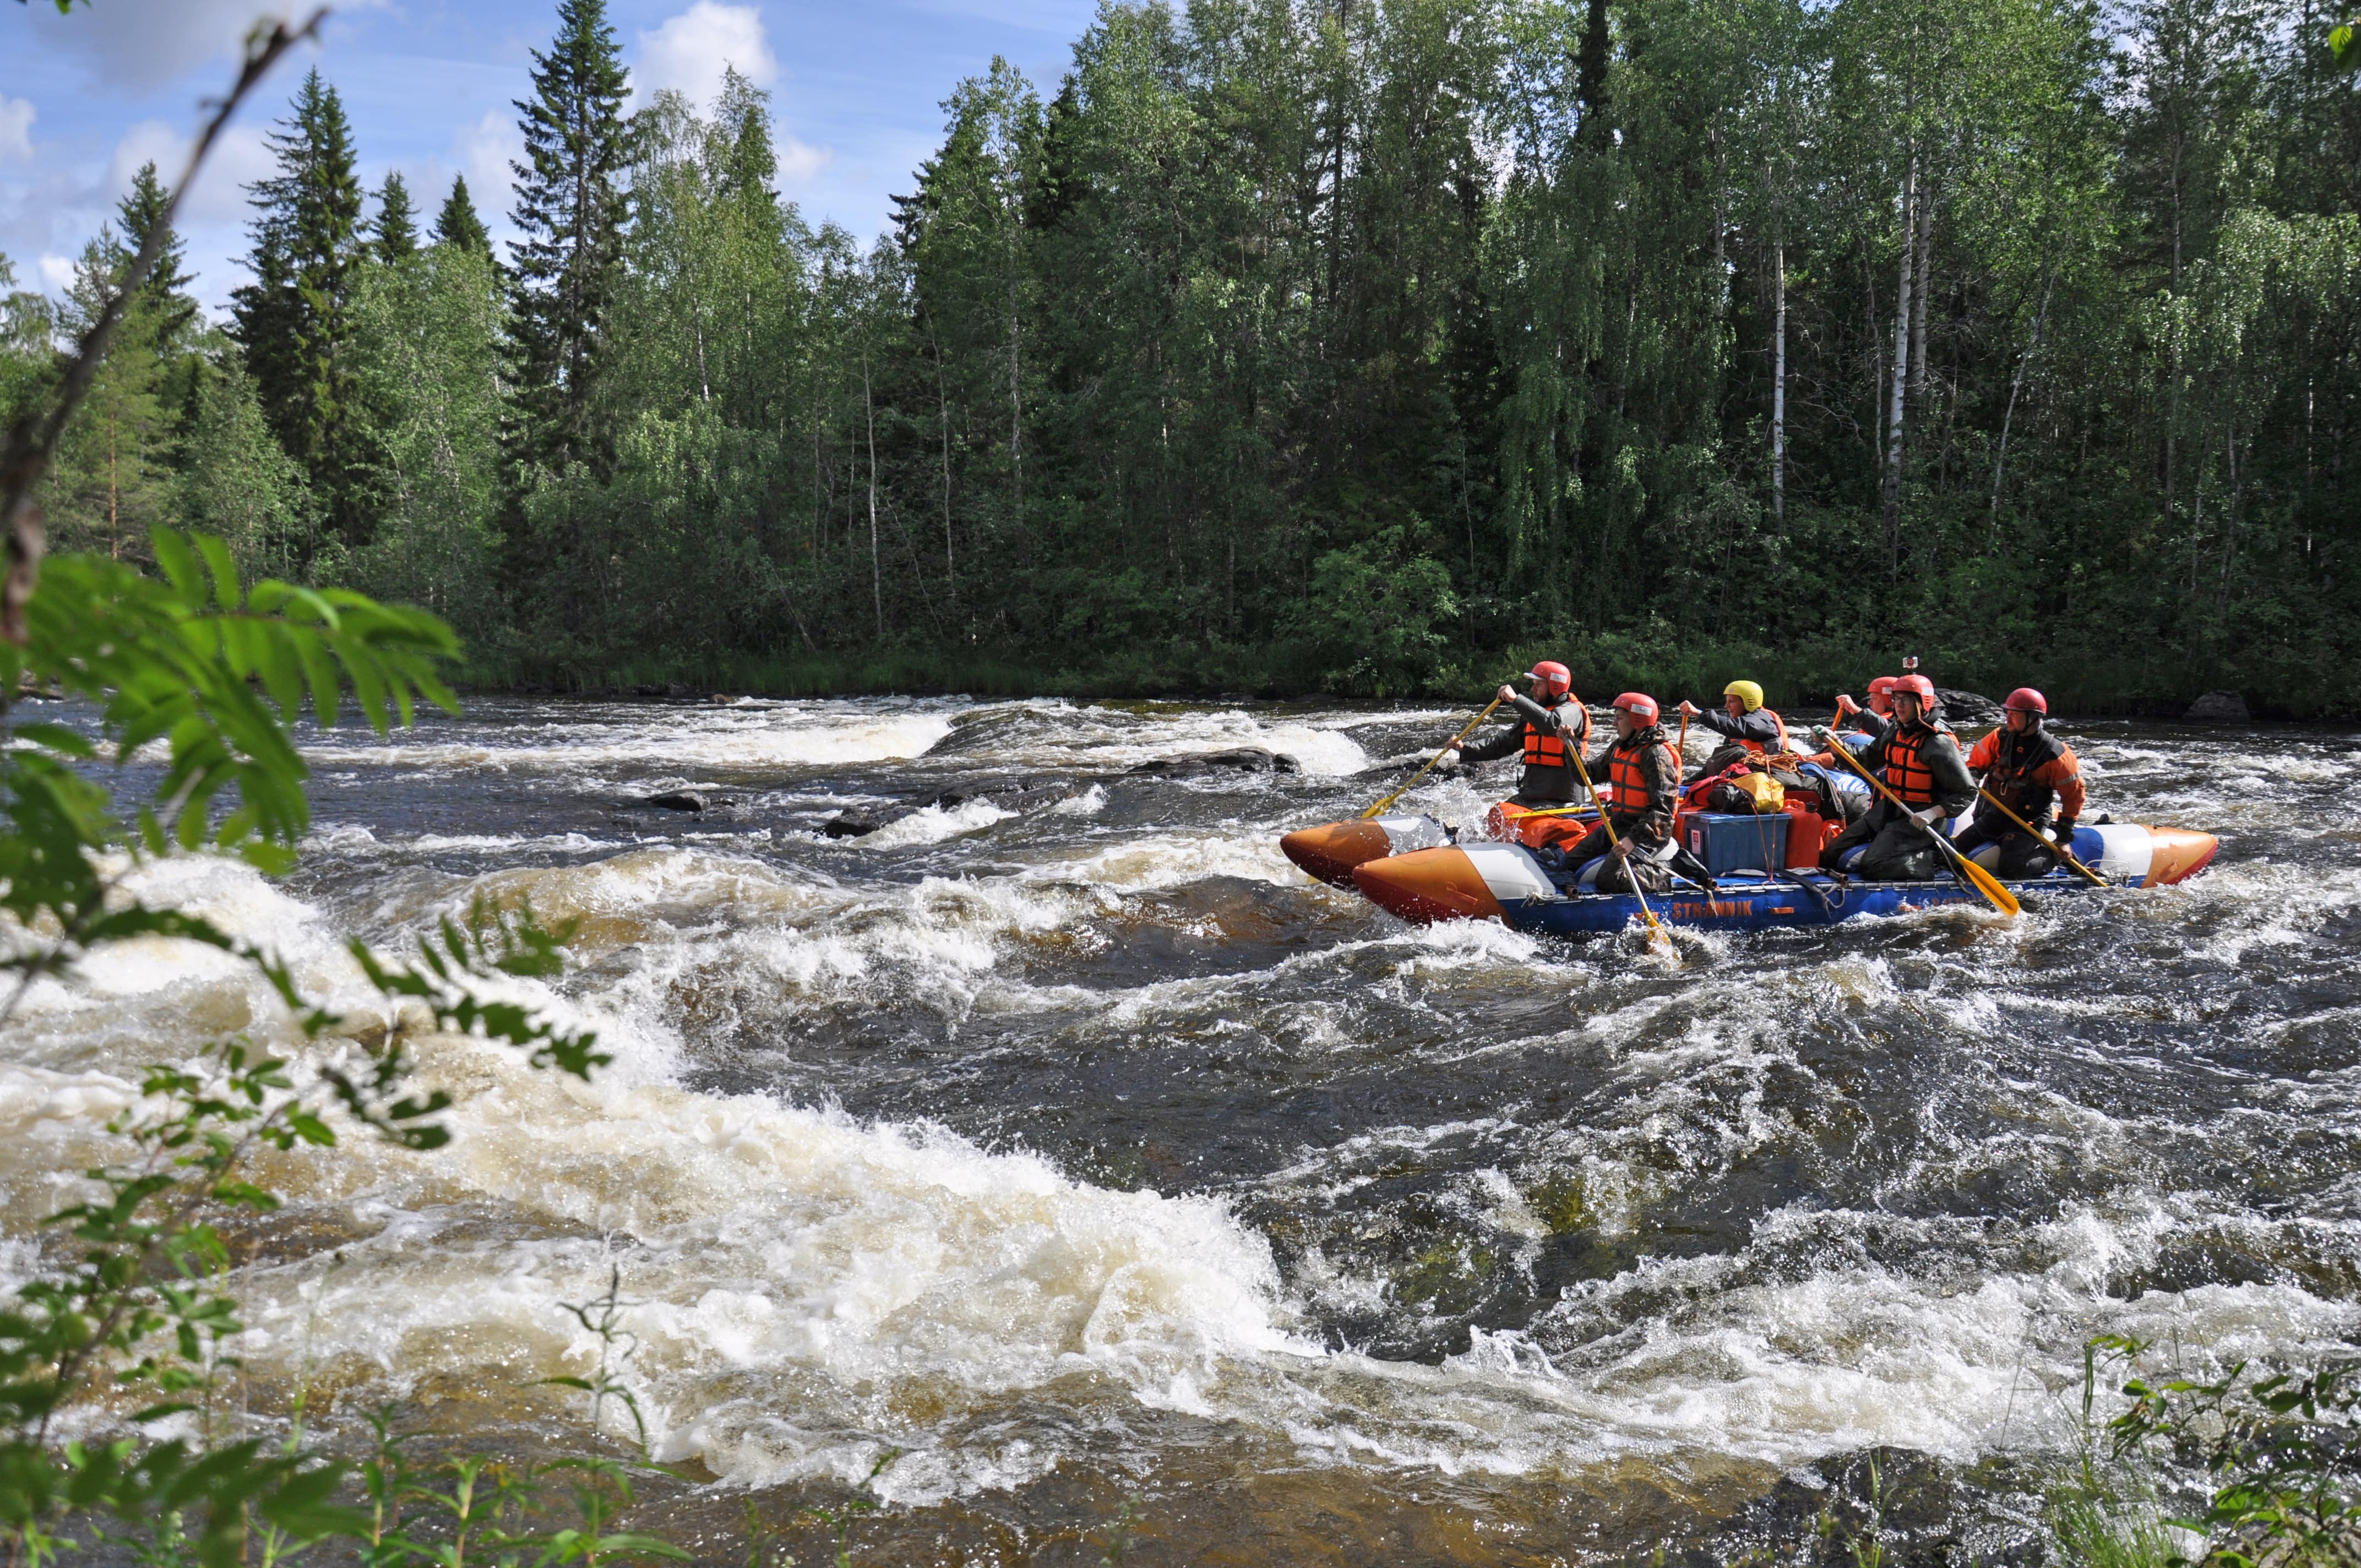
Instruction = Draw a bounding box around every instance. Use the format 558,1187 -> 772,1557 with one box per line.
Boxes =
1565,740 -> 1674,953
1363,693 -> 1505,819
1811,727 -> 2020,916
1972,786 -> 2110,889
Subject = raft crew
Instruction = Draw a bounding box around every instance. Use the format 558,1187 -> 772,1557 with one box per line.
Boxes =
1557,693 -> 1682,894
1955,688 -> 2085,876
1445,661 -> 1595,807
1815,674 -> 1976,881
1678,680 -> 1789,776
1833,675 -> 1901,738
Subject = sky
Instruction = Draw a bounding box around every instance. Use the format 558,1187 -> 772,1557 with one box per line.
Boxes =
1,0 -> 1103,318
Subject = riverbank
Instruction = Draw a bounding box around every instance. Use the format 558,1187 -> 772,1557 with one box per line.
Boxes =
461,635 -> 2309,721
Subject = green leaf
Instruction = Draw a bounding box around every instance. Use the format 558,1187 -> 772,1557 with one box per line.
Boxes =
150,530 -> 205,603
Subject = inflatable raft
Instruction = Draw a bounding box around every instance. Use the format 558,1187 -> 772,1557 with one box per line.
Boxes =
1282,801 -> 2219,934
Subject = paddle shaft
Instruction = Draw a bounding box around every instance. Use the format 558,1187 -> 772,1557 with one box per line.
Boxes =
1363,693 -> 1505,819
1564,741 -> 1669,944
1973,785 -> 2109,888
1818,729 -> 2019,916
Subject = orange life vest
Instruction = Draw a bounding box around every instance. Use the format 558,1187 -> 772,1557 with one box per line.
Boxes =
1881,725 -> 1940,805
1607,738 -> 1667,812
1736,707 -> 1789,756
1522,701 -> 1590,769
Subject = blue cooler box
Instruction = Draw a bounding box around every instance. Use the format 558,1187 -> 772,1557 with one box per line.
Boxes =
1682,811 -> 1791,876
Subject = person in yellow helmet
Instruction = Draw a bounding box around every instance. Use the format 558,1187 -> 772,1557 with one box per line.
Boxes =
1678,679 -> 1790,777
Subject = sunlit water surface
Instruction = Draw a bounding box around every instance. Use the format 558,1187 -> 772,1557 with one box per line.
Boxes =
4,696 -> 2358,1563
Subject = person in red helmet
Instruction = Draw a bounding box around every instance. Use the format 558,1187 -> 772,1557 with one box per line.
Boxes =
1446,661 -> 1595,807
1553,692 -> 1682,893
1833,675 -> 1902,739
1955,688 -> 2086,876
1816,674 -> 1976,880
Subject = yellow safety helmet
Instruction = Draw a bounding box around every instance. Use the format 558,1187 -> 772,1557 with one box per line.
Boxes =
1723,679 -> 1765,712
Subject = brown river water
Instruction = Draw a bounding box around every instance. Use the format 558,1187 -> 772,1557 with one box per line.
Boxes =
3,697 -> 2358,1564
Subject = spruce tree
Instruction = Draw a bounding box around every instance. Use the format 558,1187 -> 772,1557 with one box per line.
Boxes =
434,174 -> 493,254
506,0 -> 632,476
230,67 -> 368,561
116,160 -> 206,472
117,162 -> 198,344
373,170 -> 419,260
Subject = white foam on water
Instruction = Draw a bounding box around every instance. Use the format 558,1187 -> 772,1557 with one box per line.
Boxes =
951,703 -> 1374,777
302,701 -> 957,776
1049,783 -> 1107,816
857,798 -> 1016,849
1015,830 -> 1304,892
0,853 -> 1303,1505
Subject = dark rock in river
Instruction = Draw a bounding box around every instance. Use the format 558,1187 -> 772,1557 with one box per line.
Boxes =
2185,688 -> 2250,722
823,776 -> 1082,841
1933,687 -> 2004,725
1125,747 -> 1300,777
822,813 -> 886,839
643,790 -> 721,813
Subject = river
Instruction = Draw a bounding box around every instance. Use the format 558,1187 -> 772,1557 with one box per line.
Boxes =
4,696 -> 2358,1563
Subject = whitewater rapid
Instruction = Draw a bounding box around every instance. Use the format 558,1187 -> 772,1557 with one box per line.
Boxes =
3,695 -> 2356,1548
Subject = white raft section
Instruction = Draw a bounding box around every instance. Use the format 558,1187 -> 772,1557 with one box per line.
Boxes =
1374,814 -> 1450,855
1462,844 -> 1559,906
2087,823 -> 2156,884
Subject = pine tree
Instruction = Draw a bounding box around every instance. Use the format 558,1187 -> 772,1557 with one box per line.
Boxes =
49,236 -> 172,561
434,174 -> 493,254
373,170 -> 419,260
506,0 -> 632,477
231,67 -> 368,562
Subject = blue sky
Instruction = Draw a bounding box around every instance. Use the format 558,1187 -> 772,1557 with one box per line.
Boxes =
2,0 -> 1102,317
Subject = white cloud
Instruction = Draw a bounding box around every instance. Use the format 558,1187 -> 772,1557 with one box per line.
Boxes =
456,111 -> 524,224
21,0 -> 304,91
775,135 -> 833,186
36,255 -> 76,292
634,1 -> 777,113
0,99 -> 34,166
105,120 -> 275,229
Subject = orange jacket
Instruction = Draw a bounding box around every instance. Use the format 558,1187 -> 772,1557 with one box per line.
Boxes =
1967,726 -> 2086,827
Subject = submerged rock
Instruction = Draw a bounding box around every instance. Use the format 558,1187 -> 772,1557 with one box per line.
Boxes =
820,813 -> 886,839
2185,689 -> 2250,722
822,776 -> 1081,841
1125,747 -> 1301,777
643,790 -> 719,813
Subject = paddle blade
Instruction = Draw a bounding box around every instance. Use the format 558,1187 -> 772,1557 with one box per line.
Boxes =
1951,845 -> 2022,916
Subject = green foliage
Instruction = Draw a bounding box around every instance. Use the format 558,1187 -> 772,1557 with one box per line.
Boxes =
1298,530 -> 1458,696
505,0 -> 634,482
178,353 -> 321,585
345,241 -> 507,644
432,177 -> 494,258
2094,1333 -> 2361,1567
231,69 -> 370,562
17,0 -> 2361,711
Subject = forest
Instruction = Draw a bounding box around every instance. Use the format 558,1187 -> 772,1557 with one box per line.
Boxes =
4,0 -> 2357,715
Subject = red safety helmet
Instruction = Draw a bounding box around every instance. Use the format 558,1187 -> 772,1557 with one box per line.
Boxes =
1892,673 -> 1936,704
1867,676 -> 1900,697
2004,687 -> 2048,715
1525,661 -> 1572,698
1612,692 -> 1660,724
